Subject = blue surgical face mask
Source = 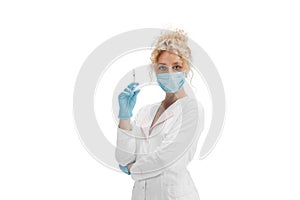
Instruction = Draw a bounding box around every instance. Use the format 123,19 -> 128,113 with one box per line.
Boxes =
156,71 -> 186,93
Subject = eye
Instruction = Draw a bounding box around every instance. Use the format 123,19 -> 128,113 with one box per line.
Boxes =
173,65 -> 182,70
158,65 -> 167,71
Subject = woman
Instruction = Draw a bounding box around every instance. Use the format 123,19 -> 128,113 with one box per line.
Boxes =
115,29 -> 204,200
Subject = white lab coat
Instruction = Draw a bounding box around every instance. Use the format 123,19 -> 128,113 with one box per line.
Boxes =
115,96 -> 204,200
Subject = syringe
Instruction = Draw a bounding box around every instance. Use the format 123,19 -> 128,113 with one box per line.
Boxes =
132,69 -> 135,82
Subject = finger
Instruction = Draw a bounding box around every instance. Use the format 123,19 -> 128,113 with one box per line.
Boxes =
118,92 -> 128,99
131,90 -> 140,102
124,87 -> 133,95
133,89 -> 140,96
128,82 -> 139,90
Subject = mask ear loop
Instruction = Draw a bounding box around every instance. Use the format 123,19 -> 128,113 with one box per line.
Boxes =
186,66 -> 198,94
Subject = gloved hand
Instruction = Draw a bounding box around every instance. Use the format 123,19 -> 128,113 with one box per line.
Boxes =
118,82 -> 140,119
119,164 -> 130,175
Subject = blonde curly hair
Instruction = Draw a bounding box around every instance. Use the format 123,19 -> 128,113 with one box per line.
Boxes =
150,28 -> 192,75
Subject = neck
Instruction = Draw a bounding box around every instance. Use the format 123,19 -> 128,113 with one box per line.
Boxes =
162,88 -> 187,107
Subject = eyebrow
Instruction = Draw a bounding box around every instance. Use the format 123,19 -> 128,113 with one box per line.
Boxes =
158,62 -> 182,65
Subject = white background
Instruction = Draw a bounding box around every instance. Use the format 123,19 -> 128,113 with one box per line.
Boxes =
1,0 -> 299,199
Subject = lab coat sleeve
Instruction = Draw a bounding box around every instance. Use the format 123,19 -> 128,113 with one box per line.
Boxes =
115,123 -> 137,166
129,100 -> 204,181
115,108 -> 142,166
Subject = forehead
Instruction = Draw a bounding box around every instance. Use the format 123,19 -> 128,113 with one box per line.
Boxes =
157,51 -> 183,63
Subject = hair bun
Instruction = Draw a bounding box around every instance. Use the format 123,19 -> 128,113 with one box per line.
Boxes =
151,28 -> 192,65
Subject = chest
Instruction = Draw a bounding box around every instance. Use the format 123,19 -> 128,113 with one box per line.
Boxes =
150,106 -> 165,129
135,111 -> 178,156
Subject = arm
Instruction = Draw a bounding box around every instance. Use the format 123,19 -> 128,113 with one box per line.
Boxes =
115,105 -> 145,169
115,119 -> 137,166
119,119 -> 131,130
115,82 -> 140,169
129,100 -> 204,181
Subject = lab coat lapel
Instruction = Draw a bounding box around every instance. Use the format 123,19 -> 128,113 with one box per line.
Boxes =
140,102 -> 176,139
149,110 -> 174,135
140,104 -> 159,140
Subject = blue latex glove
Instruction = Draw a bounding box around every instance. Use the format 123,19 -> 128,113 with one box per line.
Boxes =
118,82 -> 140,119
119,164 -> 130,175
